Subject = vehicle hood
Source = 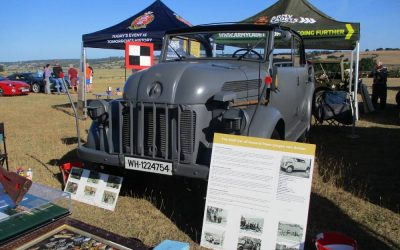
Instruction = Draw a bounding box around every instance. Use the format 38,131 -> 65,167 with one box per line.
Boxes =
0,80 -> 29,88
123,61 -> 250,104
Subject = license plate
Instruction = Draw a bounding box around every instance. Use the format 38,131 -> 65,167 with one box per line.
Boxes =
124,157 -> 173,176
21,88 -> 29,92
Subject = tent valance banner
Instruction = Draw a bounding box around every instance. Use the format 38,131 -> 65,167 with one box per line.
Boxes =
241,0 -> 360,50
82,0 -> 191,50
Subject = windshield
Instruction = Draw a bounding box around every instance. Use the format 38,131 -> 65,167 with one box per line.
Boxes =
162,30 -> 269,62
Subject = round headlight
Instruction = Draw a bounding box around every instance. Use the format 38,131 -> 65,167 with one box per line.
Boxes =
87,100 -> 109,123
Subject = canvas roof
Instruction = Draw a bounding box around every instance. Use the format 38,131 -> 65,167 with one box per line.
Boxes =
241,0 -> 360,50
82,0 -> 191,50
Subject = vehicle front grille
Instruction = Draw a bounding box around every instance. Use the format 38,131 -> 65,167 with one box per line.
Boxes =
117,102 -> 197,163
122,108 -> 130,152
180,110 -> 196,155
144,108 -> 167,156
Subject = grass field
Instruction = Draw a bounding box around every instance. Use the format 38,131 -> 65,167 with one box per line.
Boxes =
0,69 -> 399,249
319,50 -> 400,69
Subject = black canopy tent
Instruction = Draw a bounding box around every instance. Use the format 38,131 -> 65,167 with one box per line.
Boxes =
82,0 -> 191,50
242,0 -> 360,50
77,0 -> 191,119
241,0 -> 361,121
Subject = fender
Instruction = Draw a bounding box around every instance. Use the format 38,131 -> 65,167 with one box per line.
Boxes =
86,121 -> 101,150
247,106 -> 284,139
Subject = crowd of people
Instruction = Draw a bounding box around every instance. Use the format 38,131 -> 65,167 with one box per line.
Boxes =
42,61 -> 94,94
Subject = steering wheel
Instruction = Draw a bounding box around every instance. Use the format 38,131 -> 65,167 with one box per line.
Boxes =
232,48 -> 262,60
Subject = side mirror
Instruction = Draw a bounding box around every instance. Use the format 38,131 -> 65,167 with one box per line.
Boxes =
281,30 -> 292,42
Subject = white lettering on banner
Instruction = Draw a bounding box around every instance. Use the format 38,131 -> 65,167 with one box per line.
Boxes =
270,14 -> 316,24
107,38 -> 153,44
218,33 -> 265,38
111,33 -> 148,39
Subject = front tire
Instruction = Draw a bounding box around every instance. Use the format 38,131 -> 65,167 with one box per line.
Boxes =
271,129 -> 281,140
0,88 -> 3,96
31,83 -> 40,93
286,166 -> 294,173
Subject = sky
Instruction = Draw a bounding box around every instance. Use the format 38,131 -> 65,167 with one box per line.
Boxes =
0,0 -> 399,62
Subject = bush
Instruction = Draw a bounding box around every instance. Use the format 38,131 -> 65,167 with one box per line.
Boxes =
0,65 -> 4,72
359,57 -> 376,72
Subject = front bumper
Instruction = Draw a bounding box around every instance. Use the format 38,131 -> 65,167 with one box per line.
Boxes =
77,146 -> 209,180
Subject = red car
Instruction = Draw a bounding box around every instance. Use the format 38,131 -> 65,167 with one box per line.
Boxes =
0,76 -> 30,96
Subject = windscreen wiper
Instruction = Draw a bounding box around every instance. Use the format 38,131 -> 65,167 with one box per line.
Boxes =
168,44 -> 184,60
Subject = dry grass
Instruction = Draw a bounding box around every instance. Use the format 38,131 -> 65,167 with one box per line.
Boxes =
318,50 -> 400,68
0,68 -> 399,249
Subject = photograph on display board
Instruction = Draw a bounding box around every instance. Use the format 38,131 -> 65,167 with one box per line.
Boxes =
65,181 -> 78,195
101,191 -> 117,206
240,214 -> 264,234
237,235 -> 262,250
21,226 -> 130,250
202,229 -> 225,248
69,167 -> 84,180
279,156 -> 311,179
87,171 -> 100,184
84,185 -> 97,198
206,205 -> 227,226
276,242 -> 300,250
277,221 -> 303,243
106,175 -> 123,189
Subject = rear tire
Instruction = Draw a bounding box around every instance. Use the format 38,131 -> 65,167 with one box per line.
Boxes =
32,83 -> 40,93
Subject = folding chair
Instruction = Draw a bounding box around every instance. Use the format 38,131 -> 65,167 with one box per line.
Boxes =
0,123 -> 9,171
313,91 -> 353,126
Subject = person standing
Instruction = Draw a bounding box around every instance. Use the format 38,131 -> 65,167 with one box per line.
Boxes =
44,64 -> 52,94
371,61 -> 388,110
68,64 -> 78,93
86,63 -> 93,92
53,62 -> 66,94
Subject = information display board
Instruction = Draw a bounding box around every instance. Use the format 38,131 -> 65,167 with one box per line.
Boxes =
64,168 -> 123,211
201,133 -> 316,250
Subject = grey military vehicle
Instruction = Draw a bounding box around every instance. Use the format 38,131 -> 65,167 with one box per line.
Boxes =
77,24 -> 314,180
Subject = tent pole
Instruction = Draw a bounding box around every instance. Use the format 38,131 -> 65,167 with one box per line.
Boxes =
348,42 -> 360,139
354,41 -> 360,120
75,43 -> 86,146
349,49 -> 354,97
78,45 -> 87,120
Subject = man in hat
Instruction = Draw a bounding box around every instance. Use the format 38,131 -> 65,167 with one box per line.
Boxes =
371,61 -> 388,110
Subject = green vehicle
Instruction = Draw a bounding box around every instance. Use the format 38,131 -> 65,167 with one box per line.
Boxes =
310,58 -> 351,118
311,58 -> 349,92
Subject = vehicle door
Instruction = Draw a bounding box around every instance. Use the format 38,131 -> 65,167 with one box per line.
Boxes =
270,31 -> 301,138
295,158 -> 306,171
271,33 -> 307,139
292,36 -> 309,130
